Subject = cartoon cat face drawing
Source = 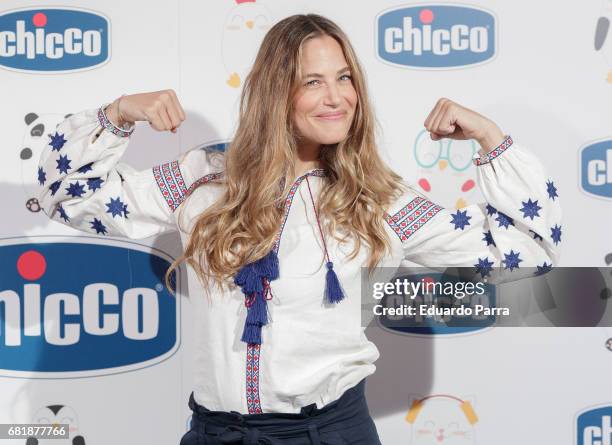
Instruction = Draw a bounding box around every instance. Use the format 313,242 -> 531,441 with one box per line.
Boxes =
406,395 -> 478,445
413,130 -> 481,210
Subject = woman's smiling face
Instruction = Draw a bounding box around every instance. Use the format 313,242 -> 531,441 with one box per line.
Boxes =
292,34 -> 358,149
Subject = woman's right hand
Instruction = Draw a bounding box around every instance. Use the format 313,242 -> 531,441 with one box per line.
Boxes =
106,89 -> 186,133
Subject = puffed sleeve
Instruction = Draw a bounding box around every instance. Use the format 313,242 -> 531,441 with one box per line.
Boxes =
384,135 -> 562,282
37,105 -> 224,239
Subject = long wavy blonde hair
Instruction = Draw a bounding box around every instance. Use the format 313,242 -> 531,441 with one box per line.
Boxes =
165,14 -> 406,296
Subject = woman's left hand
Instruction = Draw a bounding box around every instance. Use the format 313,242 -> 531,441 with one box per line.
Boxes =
423,98 -> 506,155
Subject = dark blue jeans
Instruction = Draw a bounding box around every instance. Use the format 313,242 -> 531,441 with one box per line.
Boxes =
179,378 -> 382,444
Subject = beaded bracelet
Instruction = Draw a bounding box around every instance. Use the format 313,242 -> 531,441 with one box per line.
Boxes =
97,95 -> 135,138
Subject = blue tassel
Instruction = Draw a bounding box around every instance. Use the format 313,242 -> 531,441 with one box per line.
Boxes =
246,292 -> 268,326
241,322 -> 262,345
241,290 -> 268,344
256,250 -> 279,280
234,265 -> 263,295
325,261 -> 345,304
235,250 -> 280,345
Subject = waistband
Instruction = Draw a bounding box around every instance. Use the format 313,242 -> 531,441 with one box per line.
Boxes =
187,379 -> 370,444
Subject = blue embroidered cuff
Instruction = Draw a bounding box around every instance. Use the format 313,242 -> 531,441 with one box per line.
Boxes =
473,135 -> 513,166
97,103 -> 135,138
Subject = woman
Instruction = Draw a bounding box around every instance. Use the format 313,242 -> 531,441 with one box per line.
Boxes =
37,13 -> 561,445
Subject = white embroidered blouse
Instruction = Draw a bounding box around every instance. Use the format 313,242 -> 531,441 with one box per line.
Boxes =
37,105 -> 562,414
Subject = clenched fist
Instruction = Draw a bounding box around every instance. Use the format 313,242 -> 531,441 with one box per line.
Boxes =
106,89 -> 186,134
423,98 -> 505,155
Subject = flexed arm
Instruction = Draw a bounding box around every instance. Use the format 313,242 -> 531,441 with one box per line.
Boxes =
36,90 -> 218,239
385,99 -> 561,282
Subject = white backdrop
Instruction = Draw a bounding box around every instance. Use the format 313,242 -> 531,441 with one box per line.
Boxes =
1,1 -> 612,444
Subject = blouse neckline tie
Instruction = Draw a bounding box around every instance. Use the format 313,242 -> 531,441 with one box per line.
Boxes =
304,175 -> 345,305
234,169 -> 346,345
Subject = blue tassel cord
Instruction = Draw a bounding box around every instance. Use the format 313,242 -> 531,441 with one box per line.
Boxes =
304,175 -> 346,305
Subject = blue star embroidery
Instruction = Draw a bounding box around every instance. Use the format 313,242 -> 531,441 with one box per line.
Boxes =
37,167 -> 46,186
450,209 -> 471,230
106,197 -> 128,218
551,224 -> 562,245
520,198 -> 542,220
475,257 -> 494,278
87,177 -> 104,192
495,211 -> 514,229
90,218 -> 108,235
535,262 -> 553,276
49,132 -> 67,151
56,154 -> 72,174
502,250 -> 522,271
482,230 -> 496,247
486,204 -> 497,216
546,180 -> 558,201
57,204 -> 69,222
65,181 -> 86,198
78,162 -> 94,174
49,180 -> 62,196
529,230 -> 543,241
